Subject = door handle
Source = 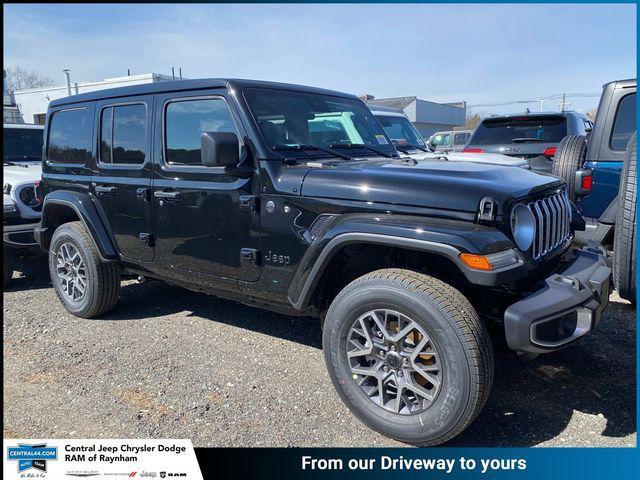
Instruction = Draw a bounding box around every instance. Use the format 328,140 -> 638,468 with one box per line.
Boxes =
95,185 -> 117,196
154,190 -> 182,201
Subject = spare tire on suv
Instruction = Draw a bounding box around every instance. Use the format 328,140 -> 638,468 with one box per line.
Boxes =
613,133 -> 637,304
552,135 -> 588,201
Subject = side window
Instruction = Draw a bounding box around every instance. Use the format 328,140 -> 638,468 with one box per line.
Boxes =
47,108 -> 92,164
100,104 -> 147,165
165,98 -> 237,166
610,93 -> 636,151
453,132 -> 468,146
432,133 -> 450,147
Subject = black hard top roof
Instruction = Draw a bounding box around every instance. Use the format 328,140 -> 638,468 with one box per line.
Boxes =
48,78 -> 358,108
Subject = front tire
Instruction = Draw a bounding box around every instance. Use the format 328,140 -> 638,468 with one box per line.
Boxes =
49,221 -> 120,318
323,269 -> 494,446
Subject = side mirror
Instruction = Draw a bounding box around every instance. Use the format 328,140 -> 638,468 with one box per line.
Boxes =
200,132 -> 239,167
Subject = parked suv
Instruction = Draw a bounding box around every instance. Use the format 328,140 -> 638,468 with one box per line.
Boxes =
370,107 -> 529,168
37,79 -> 612,446
464,111 -> 593,173
552,78 -> 636,304
428,129 -> 474,152
3,123 -> 44,284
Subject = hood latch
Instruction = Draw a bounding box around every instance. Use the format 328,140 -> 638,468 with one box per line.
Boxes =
478,197 -> 497,224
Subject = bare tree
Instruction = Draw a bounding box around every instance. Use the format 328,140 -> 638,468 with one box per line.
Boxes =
5,66 -> 55,91
465,113 -> 483,129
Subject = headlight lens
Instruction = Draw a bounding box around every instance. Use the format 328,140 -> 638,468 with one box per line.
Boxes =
510,203 -> 535,252
19,186 -> 39,207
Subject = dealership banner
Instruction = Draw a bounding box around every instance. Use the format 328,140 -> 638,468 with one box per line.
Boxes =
4,441 -> 640,478
3,439 -> 202,479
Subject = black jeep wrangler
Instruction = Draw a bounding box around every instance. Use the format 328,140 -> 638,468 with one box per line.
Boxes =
36,79 -> 612,446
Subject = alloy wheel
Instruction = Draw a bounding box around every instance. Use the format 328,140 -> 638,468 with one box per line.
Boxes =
55,242 -> 87,303
347,309 -> 441,415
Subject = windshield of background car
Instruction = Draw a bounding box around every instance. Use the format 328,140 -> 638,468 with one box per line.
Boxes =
3,127 -> 43,161
375,115 -> 426,148
471,116 -> 567,144
243,88 -> 395,156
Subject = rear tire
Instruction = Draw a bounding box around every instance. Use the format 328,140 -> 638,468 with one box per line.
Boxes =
49,221 -> 120,318
552,135 -> 588,201
613,133 -> 636,304
323,268 -> 494,446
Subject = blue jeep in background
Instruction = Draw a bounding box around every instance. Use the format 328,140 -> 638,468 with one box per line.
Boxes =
552,78 -> 636,304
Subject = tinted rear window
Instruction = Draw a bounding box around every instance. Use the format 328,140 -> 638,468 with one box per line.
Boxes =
471,116 -> 567,145
48,108 -> 92,164
3,127 -> 43,161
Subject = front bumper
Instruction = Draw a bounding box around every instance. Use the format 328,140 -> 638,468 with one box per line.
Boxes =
3,221 -> 40,249
504,243 -> 612,354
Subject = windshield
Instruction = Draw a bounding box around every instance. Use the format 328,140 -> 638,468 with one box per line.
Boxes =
375,114 -> 426,148
471,116 -> 567,145
3,127 -> 44,162
244,88 -> 396,156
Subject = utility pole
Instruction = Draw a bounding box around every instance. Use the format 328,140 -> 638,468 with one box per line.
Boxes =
559,93 -> 570,111
539,99 -> 545,111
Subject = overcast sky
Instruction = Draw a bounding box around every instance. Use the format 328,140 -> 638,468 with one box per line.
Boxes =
3,3 -> 636,115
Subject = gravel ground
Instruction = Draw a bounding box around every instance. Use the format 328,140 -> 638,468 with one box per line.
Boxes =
3,257 -> 636,447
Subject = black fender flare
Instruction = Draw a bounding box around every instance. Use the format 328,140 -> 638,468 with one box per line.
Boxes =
287,213 -> 522,310
37,190 -> 118,261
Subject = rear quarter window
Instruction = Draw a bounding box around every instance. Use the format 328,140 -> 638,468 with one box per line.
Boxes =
47,108 -> 92,164
610,92 -> 636,151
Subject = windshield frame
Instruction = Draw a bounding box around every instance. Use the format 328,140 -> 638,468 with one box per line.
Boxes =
241,86 -> 397,160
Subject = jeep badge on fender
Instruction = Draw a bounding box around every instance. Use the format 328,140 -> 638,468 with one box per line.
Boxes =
36,78 -> 613,446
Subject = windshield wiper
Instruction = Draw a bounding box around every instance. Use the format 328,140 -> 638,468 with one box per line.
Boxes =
511,138 -> 544,143
328,143 -> 396,158
273,144 -> 352,160
394,143 -> 430,153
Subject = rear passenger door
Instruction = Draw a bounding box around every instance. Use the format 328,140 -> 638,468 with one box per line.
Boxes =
91,96 -> 154,262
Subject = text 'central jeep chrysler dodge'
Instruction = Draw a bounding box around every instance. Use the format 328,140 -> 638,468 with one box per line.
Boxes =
36,79 -> 612,445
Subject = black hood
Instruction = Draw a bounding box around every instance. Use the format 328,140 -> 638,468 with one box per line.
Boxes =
300,158 -> 563,215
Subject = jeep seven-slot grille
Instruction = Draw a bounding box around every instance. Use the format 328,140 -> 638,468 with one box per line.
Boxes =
526,190 -> 572,260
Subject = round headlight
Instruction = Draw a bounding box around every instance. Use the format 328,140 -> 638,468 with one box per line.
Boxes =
510,204 -> 535,252
19,186 -> 39,207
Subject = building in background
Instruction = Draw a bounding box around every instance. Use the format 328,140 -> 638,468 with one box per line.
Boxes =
362,95 -> 466,138
13,72 -> 179,124
3,69 -> 24,124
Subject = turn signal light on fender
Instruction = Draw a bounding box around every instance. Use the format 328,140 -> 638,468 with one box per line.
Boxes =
459,249 -> 522,271
459,253 -> 492,271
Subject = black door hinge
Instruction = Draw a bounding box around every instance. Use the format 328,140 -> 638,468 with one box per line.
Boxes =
239,195 -> 258,213
139,233 -> 154,247
240,248 -> 259,266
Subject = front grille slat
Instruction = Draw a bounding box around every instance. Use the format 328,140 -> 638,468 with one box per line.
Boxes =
525,190 -> 572,260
